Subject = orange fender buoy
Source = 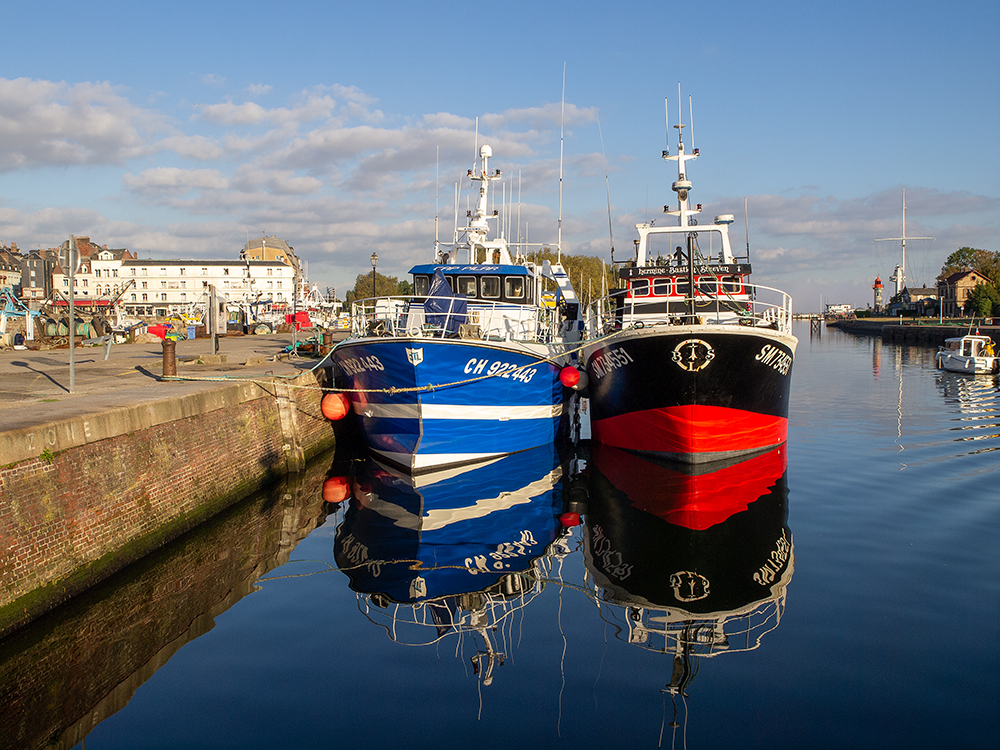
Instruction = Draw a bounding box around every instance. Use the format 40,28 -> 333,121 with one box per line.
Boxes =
322,476 -> 350,503
321,392 -> 351,421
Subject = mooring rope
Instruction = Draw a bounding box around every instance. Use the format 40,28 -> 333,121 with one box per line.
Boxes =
161,326 -> 635,394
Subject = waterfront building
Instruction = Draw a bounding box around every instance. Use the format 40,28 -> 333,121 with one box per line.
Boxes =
901,287 -> 938,316
937,270 -> 991,318
241,236 -> 302,287
44,235 -> 299,318
117,259 -> 295,317
51,239 -> 136,305
0,247 -> 22,290
20,249 -> 57,303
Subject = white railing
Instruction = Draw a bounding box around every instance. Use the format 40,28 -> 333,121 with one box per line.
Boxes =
587,282 -> 794,337
350,295 -> 561,343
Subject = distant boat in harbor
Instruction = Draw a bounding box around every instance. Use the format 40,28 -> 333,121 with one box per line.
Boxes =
936,333 -> 1000,374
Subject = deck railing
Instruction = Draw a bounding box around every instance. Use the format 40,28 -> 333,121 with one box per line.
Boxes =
350,295 -> 561,343
587,282 -> 794,337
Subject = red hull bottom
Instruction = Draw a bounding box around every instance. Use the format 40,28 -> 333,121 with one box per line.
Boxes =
591,404 -> 788,463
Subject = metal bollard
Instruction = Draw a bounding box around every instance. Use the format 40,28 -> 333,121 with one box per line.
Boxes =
322,330 -> 333,353
162,338 -> 177,377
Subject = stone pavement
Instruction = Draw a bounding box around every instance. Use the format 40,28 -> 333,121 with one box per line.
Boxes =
0,332 -> 347,436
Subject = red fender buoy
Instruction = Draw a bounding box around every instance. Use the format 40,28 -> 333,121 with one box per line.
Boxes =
321,392 -> 351,421
559,366 -> 581,388
559,512 -> 581,527
322,476 -> 350,503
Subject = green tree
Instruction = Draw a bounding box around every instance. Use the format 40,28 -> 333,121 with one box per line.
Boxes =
939,247 -> 1000,283
345,271 -> 408,305
963,283 -> 1000,317
526,248 -> 617,307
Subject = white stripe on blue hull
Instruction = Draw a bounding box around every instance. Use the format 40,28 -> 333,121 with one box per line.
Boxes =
370,448 -> 524,473
354,403 -> 564,420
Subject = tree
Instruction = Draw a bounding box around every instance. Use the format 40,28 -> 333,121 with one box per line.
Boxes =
963,283 -> 1000,317
344,271 -> 408,306
525,248 -> 617,307
938,247 -> 1000,283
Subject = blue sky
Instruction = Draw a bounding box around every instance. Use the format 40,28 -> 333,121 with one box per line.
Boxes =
1,0 -> 997,310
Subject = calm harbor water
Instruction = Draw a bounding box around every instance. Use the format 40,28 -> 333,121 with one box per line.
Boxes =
2,321 -> 998,749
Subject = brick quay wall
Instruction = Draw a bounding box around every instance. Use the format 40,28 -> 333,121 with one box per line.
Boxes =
0,366 -> 338,638
0,455 -> 333,750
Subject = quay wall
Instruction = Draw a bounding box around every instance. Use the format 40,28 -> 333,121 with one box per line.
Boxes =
0,458 -> 332,750
833,319 -> 1000,346
0,367 -> 337,638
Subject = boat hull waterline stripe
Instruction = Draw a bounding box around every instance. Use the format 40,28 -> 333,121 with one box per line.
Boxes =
353,402 -> 563,420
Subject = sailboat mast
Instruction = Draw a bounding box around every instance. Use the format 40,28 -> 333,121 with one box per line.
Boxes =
557,63 -> 565,262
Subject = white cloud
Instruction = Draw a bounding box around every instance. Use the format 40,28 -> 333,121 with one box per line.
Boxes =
198,101 -> 270,126
246,83 -> 273,96
0,77 -> 158,172
196,90 -> 337,128
423,112 -> 474,129
231,165 -> 322,196
481,102 -> 598,130
123,167 -> 229,196
157,134 -> 224,160
201,74 -> 226,87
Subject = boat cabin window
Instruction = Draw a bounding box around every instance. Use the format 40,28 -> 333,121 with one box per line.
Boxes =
653,278 -> 671,296
720,276 -> 743,294
481,276 -> 500,299
413,275 -> 430,296
505,276 -> 524,300
697,277 -> 718,295
630,279 -> 650,297
675,278 -> 690,296
457,275 -> 477,297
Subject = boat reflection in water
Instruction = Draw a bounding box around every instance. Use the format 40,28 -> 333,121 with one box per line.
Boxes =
581,443 -> 793,735
935,370 -> 1000,452
333,445 -> 568,686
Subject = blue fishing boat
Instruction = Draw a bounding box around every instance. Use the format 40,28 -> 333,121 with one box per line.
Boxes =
331,144 -> 582,473
333,445 -> 567,685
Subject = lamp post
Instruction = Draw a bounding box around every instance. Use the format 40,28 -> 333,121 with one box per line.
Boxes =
370,251 -> 378,299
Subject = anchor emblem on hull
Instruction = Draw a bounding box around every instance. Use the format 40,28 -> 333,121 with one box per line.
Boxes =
671,338 -> 715,372
670,570 -> 710,602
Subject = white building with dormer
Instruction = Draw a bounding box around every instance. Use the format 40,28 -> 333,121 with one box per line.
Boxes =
53,250 -> 296,318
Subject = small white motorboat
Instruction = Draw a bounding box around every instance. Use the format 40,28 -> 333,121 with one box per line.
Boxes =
936,334 -> 1000,374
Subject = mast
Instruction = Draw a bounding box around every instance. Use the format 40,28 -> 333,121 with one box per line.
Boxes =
557,63 -> 566,261
465,144 -> 504,263
875,188 -> 933,297
662,87 -> 699,229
